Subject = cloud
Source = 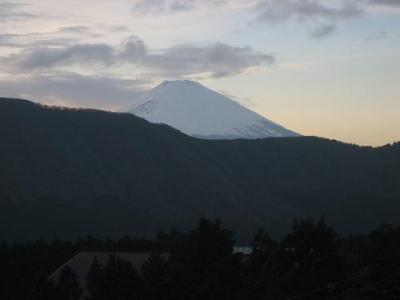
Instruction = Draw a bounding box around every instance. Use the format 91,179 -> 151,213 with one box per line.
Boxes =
5,36 -> 274,79
0,73 -> 146,110
369,0 -> 400,7
57,26 -> 92,34
0,2 -> 38,21
0,23 -> 126,50
0,32 -> 79,49
108,25 -> 131,33
130,0 -> 396,41
4,36 -> 148,70
131,0 -> 400,18
255,0 -> 364,24
144,42 -> 275,78
0,33 -> 26,47
365,30 -> 388,40
119,36 -> 148,62
11,44 -> 116,70
132,0 -> 227,14
311,24 -> 336,39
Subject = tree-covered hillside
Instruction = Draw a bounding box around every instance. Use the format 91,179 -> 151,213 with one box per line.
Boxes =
0,98 -> 399,241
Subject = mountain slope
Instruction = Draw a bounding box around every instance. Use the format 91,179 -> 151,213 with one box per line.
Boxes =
122,80 -> 299,139
1,98 -> 400,242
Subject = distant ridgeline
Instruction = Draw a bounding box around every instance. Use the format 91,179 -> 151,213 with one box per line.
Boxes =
0,98 -> 400,242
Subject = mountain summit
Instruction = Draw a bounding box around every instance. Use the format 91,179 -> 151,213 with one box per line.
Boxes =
122,80 -> 299,139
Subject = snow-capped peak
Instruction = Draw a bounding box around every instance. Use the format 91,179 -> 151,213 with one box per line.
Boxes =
122,80 -> 299,139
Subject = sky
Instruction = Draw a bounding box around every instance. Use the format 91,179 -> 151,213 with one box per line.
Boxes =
0,0 -> 399,146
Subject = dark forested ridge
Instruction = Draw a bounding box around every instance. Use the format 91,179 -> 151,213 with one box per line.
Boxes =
1,98 -> 400,241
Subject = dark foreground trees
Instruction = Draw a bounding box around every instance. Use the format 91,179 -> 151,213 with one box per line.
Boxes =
2,217 -> 400,299
86,255 -> 141,300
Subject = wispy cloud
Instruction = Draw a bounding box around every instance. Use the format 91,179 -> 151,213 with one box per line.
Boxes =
132,0 -> 227,14
10,43 -> 116,69
254,0 -> 363,24
369,0 -> 400,7
0,72 -> 146,110
143,42 -> 275,78
0,2 -> 38,21
4,36 -> 274,79
0,32 -> 79,49
133,0 -> 366,22
56,26 -> 92,34
365,30 -> 388,40
131,0 -> 369,39
311,24 -> 336,39
0,25 -> 106,49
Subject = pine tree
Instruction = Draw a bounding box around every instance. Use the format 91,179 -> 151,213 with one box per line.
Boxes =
86,257 -> 103,300
141,253 -> 171,300
170,218 -> 241,300
86,255 -> 141,300
242,230 -> 281,299
280,217 -> 347,299
57,265 -> 82,300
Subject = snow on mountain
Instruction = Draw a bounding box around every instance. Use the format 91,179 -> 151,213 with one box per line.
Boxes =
122,80 -> 299,139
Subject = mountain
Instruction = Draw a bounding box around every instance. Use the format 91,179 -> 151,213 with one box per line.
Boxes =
122,80 -> 299,139
1,98 -> 400,242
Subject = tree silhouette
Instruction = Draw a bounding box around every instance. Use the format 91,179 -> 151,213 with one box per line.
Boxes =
86,257 -> 103,300
170,218 -> 241,300
86,255 -> 141,300
242,230 -> 282,299
57,265 -> 82,300
281,217 -> 347,298
141,253 -> 171,300
2,217 -> 400,299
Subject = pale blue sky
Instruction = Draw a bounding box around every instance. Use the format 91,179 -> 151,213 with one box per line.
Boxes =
0,0 -> 399,145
